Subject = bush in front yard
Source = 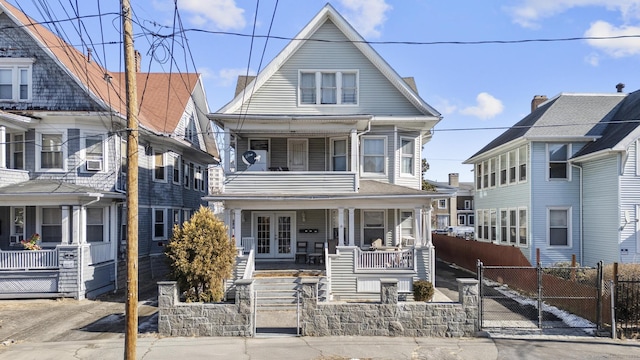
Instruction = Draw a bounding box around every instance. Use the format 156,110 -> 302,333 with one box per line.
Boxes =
165,206 -> 236,302
413,280 -> 434,302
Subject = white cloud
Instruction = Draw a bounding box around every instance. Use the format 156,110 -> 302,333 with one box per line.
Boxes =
338,0 -> 392,38
584,52 -> 601,66
433,98 -> 458,115
176,0 -> 245,30
460,93 -> 504,120
216,68 -> 256,86
506,0 -> 640,29
584,20 -> 640,57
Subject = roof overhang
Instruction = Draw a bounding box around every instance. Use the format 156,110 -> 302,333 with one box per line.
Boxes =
0,110 -> 35,131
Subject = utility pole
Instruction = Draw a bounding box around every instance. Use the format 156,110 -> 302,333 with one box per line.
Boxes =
122,0 -> 139,358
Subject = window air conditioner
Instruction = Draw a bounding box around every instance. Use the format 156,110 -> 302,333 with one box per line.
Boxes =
86,159 -> 103,171
10,234 -> 24,244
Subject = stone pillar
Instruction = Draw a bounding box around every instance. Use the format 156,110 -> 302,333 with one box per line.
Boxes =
300,278 -> 319,307
234,279 -> 254,314
158,281 -> 178,308
380,278 -> 399,304
457,278 -> 479,307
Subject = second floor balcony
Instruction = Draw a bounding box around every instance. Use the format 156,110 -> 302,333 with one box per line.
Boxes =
220,170 -> 357,194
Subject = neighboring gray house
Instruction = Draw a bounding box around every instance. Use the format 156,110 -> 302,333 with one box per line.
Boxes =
427,173 -> 474,230
465,89 -> 640,267
0,0 -> 218,299
206,4 -> 443,300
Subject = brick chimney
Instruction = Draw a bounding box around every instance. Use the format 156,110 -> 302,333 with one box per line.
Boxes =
448,173 -> 459,187
531,95 -> 548,112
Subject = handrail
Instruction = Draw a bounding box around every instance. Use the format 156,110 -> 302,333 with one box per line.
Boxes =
356,248 -> 414,270
243,249 -> 255,279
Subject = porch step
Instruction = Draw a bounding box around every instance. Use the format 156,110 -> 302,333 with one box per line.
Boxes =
253,275 -> 328,310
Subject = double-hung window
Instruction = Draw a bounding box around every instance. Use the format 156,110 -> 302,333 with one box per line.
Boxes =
400,138 -> 415,175
519,208 -> 528,246
438,199 -> 447,209
331,138 -> 348,171
549,144 -> 569,179
172,154 -> 181,185
362,210 -> 385,247
499,154 -> 507,186
361,137 -> 385,175
400,210 -> 414,244
11,133 -> 24,170
476,162 -> 482,190
154,151 -> 166,182
86,208 -> 105,242
490,158 -> 497,187
299,70 -> 358,105
84,133 -> 105,171
490,210 -> 497,242
549,208 -> 570,246
41,207 -> 62,243
519,145 -> 527,182
500,210 -> 508,243
39,132 -> 65,170
509,209 -> 517,244
508,150 -> 517,183
153,208 -> 166,240
0,59 -> 33,101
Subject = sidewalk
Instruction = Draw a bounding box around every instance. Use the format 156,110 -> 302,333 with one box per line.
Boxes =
1,335 -> 639,360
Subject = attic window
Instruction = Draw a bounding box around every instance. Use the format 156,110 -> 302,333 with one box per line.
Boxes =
299,70 -> 358,105
0,58 -> 33,102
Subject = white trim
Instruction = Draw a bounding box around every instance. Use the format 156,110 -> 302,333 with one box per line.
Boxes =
35,131 -> 67,172
170,152 -> 182,185
518,207 -> 529,248
297,70 -> 359,106
0,58 -> 34,102
399,136 -> 416,177
10,132 -> 25,170
547,206 -> 572,248
330,136 -> 349,171
360,135 -> 387,177
546,143 -> 572,181
80,131 -> 107,173
152,208 -> 168,240
153,150 -> 168,182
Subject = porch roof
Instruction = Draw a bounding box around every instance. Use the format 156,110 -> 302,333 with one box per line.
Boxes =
0,180 -> 124,205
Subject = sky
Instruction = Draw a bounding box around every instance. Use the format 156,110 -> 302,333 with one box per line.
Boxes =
7,0 -> 640,183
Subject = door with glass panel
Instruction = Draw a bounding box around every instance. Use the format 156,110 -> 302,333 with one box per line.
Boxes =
254,212 -> 295,258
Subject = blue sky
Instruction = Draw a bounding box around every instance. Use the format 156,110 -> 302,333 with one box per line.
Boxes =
8,0 -> 640,182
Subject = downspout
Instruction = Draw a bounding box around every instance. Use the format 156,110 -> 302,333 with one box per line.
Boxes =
571,163 -> 583,264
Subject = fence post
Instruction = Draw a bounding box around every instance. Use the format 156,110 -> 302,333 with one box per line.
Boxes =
537,262 -> 543,329
610,279 -> 616,339
597,261 -> 603,330
477,259 -> 483,330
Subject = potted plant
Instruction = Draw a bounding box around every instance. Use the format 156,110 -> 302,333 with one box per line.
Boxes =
21,233 -> 42,250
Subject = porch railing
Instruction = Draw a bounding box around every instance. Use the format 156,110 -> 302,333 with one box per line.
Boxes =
88,242 -> 113,265
241,237 -> 255,253
223,172 -> 357,194
0,248 -> 59,270
356,248 -> 414,270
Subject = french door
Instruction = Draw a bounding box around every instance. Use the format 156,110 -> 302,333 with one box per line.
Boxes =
254,212 -> 295,258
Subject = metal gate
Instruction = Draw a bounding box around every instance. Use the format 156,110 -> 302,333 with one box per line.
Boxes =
478,261 -> 602,332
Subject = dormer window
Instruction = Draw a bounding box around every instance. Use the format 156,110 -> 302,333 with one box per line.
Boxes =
299,70 -> 358,105
0,59 -> 33,102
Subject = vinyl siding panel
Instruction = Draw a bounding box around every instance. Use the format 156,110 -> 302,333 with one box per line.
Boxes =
582,155 -> 620,266
530,142 -> 581,265
620,140 -> 640,263
233,21 -> 423,116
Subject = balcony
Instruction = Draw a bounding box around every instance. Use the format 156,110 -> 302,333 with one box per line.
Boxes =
222,171 -> 357,194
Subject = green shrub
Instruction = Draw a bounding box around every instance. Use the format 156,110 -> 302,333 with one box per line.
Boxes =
413,280 -> 434,302
165,206 -> 236,302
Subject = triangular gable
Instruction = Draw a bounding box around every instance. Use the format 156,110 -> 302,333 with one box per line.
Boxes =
218,3 -> 439,117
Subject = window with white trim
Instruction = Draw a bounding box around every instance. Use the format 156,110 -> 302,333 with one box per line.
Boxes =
153,208 -> 166,239
331,138 -> 348,171
476,162 -> 482,190
86,208 -> 105,242
362,210 -> 385,247
11,133 -> 24,170
171,153 -> 181,185
476,210 -> 484,240
519,145 -> 527,182
464,200 -> 472,210
490,209 -> 497,242
154,151 -> 166,181
549,208 -> 570,246
400,138 -> 415,175
171,209 -> 181,237
195,165 -> 204,192
12,206 -> 25,241
183,160 -> 190,188
482,160 -> 489,188
469,214 -> 475,226
38,132 -> 65,171
458,214 -> 466,225
299,70 -> 358,105
361,136 -> 385,175
0,59 -> 33,101
508,150 -> 517,184
438,199 -> 447,209
83,133 -> 105,172
185,115 -> 197,143
41,207 -> 62,243
400,210 -> 414,243
519,208 -> 528,246
490,158 -> 497,187
548,144 -> 569,180
118,137 -> 127,191
509,209 -> 517,244
499,153 -> 507,186
500,210 -> 507,243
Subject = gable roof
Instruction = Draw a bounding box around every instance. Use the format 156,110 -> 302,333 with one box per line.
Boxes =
0,0 -> 215,156
465,93 -> 626,163
217,3 -> 440,117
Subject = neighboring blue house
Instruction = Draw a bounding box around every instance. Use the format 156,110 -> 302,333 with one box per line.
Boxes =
0,0 -> 218,299
465,89 -> 640,267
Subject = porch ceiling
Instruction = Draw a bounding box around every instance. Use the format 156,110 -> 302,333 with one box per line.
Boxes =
0,180 -> 124,205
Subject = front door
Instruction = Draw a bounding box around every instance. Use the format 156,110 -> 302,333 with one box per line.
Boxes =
254,212 -> 295,258
288,139 -> 308,171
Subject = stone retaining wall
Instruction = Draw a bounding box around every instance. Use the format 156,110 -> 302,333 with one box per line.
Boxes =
157,279 -> 254,337
299,278 -> 478,337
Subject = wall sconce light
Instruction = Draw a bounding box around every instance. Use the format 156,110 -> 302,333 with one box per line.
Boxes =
301,211 -> 306,223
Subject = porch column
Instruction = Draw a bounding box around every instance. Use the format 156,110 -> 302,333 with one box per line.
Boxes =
71,206 -> 82,244
234,208 -> 242,247
425,205 -> 433,246
414,207 -> 423,247
338,208 -> 345,246
350,129 -> 358,186
348,208 -> 355,246
61,206 -> 70,244
223,208 -> 231,241
0,126 -> 5,168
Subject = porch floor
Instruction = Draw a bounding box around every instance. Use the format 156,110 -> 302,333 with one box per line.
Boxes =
254,259 -> 325,274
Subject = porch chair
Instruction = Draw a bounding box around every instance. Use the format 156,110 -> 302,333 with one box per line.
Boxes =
295,241 -> 308,264
308,242 -> 325,264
